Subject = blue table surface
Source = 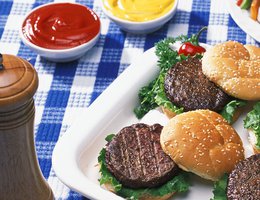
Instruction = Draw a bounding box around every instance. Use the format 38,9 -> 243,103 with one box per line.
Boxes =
0,0 -> 259,199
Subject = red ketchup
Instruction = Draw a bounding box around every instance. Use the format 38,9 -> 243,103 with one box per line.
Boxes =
22,3 -> 100,49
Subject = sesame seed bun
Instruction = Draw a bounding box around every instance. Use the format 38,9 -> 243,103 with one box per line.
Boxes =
201,41 -> 260,101
160,110 -> 245,181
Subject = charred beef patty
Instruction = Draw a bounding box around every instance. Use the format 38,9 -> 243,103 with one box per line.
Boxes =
164,57 -> 231,112
105,123 -> 179,189
227,154 -> 260,200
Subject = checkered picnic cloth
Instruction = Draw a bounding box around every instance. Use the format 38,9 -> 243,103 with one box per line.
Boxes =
0,0 -> 259,199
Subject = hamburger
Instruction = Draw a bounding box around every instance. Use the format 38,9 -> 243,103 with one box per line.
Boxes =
162,41 -> 259,120
160,109 -> 245,181
98,123 -> 190,200
134,35 -> 247,124
244,101 -> 260,154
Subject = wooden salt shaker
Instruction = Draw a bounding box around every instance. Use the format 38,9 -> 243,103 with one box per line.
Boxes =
0,54 -> 54,199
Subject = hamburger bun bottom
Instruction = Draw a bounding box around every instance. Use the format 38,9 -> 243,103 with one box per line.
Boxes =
248,130 -> 260,154
103,183 -> 175,200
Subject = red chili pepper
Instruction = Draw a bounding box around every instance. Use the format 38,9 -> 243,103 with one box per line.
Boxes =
178,42 -> 206,56
178,27 -> 207,56
237,0 -> 243,6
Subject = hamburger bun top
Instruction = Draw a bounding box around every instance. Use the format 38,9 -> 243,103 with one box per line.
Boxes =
201,41 -> 260,101
160,110 -> 245,181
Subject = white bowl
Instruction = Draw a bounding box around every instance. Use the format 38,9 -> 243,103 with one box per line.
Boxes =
101,0 -> 178,34
20,2 -> 100,62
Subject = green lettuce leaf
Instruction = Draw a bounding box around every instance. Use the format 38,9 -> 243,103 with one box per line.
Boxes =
98,134 -> 122,191
118,173 -> 190,200
244,102 -> 260,149
105,134 -> 115,142
154,73 -> 184,115
211,174 -> 228,200
98,140 -> 190,200
220,100 -> 247,124
98,148 -> 122,192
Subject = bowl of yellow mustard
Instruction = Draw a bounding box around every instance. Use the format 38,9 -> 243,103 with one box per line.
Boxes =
101,0 -> 178,34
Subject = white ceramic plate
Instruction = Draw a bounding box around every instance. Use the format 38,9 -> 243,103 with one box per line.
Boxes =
227,0 -> 260,42
52,45 -> 254,200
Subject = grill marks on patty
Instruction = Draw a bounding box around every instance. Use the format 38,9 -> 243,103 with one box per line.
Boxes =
164,57 -> 232,112
227,154 -> 260,200
105,123 -> 179,188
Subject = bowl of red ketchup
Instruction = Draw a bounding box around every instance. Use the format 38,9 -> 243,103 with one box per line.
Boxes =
20,2 -> 100,62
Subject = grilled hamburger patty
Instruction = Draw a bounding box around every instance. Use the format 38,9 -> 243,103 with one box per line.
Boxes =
105,123 -> 179,189
164,57 -> 231,111
227,154 -> 260,200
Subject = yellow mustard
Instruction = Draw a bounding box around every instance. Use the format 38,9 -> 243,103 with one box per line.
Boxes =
103,0 -> 175,22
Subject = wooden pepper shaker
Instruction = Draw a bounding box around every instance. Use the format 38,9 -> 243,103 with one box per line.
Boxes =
0,54 -> 54,199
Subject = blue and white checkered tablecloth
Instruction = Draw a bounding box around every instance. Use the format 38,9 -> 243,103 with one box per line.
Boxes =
0,0 -> 259,199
